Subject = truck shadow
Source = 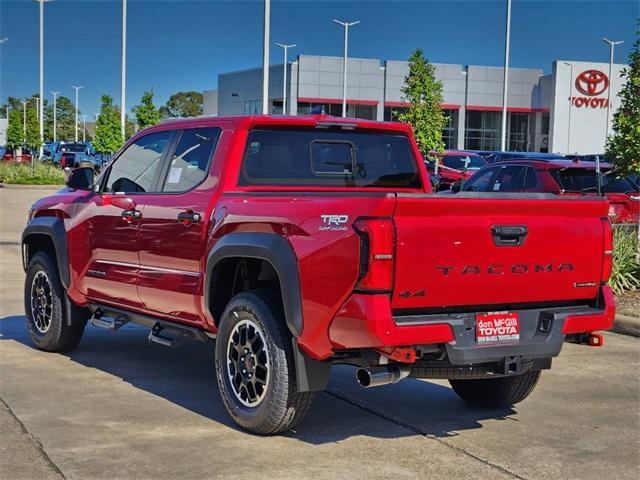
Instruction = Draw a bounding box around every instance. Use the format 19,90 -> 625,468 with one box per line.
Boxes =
1,315 -> 515,444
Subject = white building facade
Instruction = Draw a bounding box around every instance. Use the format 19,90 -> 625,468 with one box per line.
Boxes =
207,55 -> 627,154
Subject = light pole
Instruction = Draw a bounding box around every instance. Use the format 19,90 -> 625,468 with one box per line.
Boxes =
0,37 -> 8,44
71,85 -> 83,142
121,0 -> 127,138
334,19 -> 359,118
261,0 -> 270,114
500,0 -> 512,151
275,42 -> 295,115
36,1 -> 52,159
601,37 -> 624,142
561,62 -> 573,154
81,115 -> 86,142
21,99 -> 29,144
50,91 -> 60,141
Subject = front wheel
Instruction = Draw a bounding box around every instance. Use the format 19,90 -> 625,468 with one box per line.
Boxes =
449,369 -> 541,409
215,290 -> 312,434
24,252 -> 86,352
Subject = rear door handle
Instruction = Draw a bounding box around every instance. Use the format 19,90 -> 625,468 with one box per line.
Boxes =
121,209 -> 141,223
177,211 -> 201,224
491,225 -> 527,246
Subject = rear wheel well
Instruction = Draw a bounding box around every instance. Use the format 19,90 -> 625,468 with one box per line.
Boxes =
209,257 -> 281,326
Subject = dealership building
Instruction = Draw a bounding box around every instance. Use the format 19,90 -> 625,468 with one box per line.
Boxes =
204,55 -> 626,154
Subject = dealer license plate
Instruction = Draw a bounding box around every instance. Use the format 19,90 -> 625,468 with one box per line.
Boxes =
475,311 -> 520,344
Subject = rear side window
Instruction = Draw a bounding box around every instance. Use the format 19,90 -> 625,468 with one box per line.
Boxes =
162,127 -> 221,192
492,165 -> 528,191
239,129 -> 421,188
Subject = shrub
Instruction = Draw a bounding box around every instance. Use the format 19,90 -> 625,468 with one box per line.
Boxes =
610,225 -> 640,295
0,161 -> 66,185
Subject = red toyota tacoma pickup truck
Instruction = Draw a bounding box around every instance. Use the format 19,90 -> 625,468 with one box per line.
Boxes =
22,114 -> 615,434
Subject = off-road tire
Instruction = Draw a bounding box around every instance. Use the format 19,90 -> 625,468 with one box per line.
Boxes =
449,369 -> 541,408
215,290 -> 313,434
24,252 -> 86,352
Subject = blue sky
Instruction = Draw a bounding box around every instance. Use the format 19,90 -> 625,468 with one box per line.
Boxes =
1,0 -> 637,118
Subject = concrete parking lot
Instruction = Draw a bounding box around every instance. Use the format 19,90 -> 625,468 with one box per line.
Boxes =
1,186 -> 639,480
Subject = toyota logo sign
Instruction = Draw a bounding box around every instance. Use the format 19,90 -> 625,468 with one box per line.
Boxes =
575,70 -> 609,96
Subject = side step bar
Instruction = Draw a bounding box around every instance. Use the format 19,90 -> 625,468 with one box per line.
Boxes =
89,304 -> 213,347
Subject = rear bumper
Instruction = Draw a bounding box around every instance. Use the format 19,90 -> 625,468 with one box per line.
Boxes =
329,286 -> 615,364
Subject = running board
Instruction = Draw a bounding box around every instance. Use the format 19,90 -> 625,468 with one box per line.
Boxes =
90,310 -> 129,331
88,304 -> 212,347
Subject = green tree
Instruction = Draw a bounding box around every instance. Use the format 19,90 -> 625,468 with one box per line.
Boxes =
606,22 -> 640,175
43,95 -> 77,142
133,90 -> 161,129
6,108 -> 23,149
160,91 -> 203,118
93,95 -> 123,154
24,106 -> 40,150
397,49 -> 447,157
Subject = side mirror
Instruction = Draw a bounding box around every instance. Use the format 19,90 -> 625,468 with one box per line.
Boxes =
450,182 -> 462,193
65,167 -> 93,191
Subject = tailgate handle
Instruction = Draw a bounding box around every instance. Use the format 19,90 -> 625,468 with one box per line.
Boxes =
491,225 -> 527,246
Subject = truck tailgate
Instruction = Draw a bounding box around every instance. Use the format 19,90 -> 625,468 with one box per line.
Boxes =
392,194 -> 608,311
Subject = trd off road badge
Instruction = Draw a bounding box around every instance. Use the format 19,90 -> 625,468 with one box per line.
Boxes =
320,214 -> 349,231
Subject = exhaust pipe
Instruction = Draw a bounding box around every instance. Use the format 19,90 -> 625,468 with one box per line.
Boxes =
356,365 -> 411,388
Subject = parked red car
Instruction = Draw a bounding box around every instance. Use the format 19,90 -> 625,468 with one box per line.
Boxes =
2,148 -> 33,163
427,150 -> 486,190
454,159 -> 639,223
22,115 -> 615,434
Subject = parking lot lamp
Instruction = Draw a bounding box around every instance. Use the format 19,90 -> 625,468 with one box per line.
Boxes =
275,43 -> 295,115
334,19 -> 359,118
121,0 -> 127,138
601,37 -> 624,142
36,1 -> 52,159
500,0 -> 512,151
262,0 -> 270,114
561,62 -> 573,154
81,115 -> 86,142
50,91 -> 60,142
71,85 -> 83,142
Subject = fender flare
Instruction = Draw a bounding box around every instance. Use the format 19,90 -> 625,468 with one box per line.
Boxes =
22,216 -> 70,289
205,232 -> 331,392
205,232 -> 303,337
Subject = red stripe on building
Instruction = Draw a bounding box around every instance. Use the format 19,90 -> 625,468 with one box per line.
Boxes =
298,97 -> 378,106
384,101 -> 461,110
465,105 -> 550,113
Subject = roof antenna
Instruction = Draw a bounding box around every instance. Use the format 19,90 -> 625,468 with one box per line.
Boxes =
310,105 -> 326,115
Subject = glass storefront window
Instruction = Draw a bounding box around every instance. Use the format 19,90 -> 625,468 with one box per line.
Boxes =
508,113 -> 529,151
443,109 -> 458,149
464,111 -> 501,151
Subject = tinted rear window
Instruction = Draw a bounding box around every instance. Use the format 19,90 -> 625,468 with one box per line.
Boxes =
239,129 -> 421,188
442,154 -> 485,170
61,143 -> 86,153
551,169 -> 640,193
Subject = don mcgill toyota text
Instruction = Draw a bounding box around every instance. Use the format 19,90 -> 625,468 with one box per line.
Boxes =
22,114 -> 615,434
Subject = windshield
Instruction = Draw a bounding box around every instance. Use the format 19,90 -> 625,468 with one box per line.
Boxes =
551,169 -> 640,194
442,154 -> 485,170
60,143 -> 86,153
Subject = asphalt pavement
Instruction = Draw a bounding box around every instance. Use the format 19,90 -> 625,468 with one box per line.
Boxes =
1,186 -> 639,480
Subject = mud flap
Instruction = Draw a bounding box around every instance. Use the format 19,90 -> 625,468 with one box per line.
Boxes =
292,339 -> 331,392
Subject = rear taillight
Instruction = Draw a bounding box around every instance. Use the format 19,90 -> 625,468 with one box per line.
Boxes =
353,218 -> 395,292
602,219 -> 613,283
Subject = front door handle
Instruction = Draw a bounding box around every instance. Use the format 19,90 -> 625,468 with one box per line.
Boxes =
121,209 -> 141,223
177,211 -> 201,225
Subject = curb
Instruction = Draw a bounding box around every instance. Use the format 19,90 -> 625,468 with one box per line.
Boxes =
0,184 -> 63,190
613,314 -> 640,337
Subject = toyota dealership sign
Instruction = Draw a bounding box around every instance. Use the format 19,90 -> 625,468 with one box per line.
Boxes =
572,69 -> 611,108
551,60 -> 624,154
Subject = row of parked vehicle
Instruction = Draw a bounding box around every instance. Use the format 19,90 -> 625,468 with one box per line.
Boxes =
427,150 -> 639,224
42,141 -> 111,170
1,143 -> 111,170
